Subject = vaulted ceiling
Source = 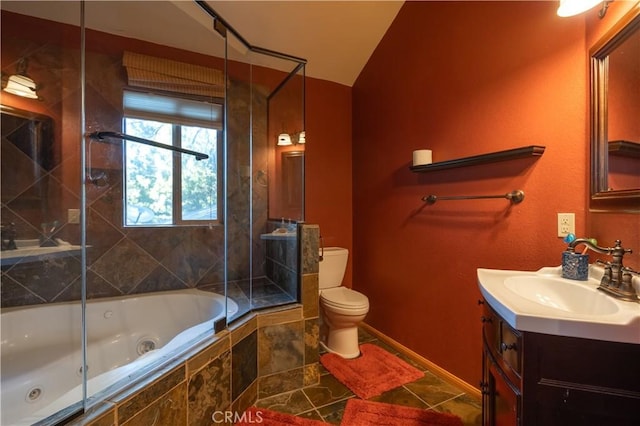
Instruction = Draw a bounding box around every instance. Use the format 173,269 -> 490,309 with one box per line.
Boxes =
2,1 -> 404,87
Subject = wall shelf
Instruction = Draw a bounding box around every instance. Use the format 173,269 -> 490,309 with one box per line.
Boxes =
608,140 -> 640,158
409,145 -> 545,172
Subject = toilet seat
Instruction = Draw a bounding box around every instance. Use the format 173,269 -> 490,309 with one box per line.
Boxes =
320,287 -> 369,314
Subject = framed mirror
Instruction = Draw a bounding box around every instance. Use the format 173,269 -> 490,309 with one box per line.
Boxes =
590,4 -> 640,203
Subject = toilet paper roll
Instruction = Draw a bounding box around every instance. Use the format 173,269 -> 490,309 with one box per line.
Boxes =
412,149 -> 433,166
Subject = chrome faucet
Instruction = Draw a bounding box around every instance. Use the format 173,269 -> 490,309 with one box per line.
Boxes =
567,239 -> 638,302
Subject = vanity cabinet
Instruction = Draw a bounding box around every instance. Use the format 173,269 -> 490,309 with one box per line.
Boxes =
481,302 -> 640,426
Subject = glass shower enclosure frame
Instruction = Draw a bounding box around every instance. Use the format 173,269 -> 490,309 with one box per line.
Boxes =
0,1 -> 306,424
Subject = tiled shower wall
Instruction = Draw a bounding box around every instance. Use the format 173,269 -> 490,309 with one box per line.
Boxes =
1,13 -> 268,307
69,224 -> 320,426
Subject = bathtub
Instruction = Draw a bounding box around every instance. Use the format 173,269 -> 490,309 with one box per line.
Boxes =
1,289 -> 238,426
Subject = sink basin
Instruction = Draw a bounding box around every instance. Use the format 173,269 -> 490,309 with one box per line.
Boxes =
504,276 -> 619,315
477,266 -> 640,344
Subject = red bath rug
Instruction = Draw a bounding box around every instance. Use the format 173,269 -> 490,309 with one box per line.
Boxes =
234,406 -> 325,425
341,398 -> 464,426
320,343 -> 424,399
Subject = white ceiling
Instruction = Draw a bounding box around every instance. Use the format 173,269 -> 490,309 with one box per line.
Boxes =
2,1 -> 404,87
207,1 -> 404,86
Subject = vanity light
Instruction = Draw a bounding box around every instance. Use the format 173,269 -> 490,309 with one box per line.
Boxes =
277,133 -> 292,146
3,59 -> 39,99
557,0 -> 612,18
297,131 -> 305,144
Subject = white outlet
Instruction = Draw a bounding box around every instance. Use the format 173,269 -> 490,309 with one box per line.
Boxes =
68,209 -> 80,224
557,213 -> 575,238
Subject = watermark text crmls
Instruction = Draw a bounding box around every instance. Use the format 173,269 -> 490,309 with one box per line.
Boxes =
211,410 -> 263,424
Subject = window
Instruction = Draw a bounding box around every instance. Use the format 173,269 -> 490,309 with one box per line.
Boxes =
123,90 -> 222,226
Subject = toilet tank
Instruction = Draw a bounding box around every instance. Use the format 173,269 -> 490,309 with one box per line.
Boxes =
318,247 -> 348,289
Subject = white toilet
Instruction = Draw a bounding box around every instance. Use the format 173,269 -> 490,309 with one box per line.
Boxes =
318,247 -> 369,358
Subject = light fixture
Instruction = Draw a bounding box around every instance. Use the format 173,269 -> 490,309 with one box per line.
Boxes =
3,58 -> 38,99
557,0 -> 611,18
297,131 -> 305,144
277,133 -> 292,146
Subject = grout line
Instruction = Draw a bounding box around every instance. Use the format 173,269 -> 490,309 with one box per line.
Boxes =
401,384 -> 435,409
426,392 -> 468,411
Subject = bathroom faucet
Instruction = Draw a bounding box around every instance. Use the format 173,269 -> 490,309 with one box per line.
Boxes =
567,239 -> 638,302
1,222 -> 17,251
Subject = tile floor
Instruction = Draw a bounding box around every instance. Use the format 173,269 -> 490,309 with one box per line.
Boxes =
255,327 -> 482,425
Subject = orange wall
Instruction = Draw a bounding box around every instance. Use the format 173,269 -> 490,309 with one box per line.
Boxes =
352,1 -> 592,385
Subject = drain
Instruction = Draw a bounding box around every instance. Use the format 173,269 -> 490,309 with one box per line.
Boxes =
137,339 -> 157,356
26,387 -> 42,403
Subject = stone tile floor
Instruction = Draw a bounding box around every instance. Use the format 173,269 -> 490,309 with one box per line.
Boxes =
255,327 -> 482,425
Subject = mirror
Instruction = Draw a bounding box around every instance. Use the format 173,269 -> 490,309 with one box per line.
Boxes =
281,151 -> 304,219
590,5 -> 640,202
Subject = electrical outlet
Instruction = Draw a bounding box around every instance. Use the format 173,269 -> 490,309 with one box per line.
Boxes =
557,213 -> 575,238
68,209 -> 80,224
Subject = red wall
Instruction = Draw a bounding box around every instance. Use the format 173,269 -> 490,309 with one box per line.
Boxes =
352,1 -> 591,385
304,77 -> 354,287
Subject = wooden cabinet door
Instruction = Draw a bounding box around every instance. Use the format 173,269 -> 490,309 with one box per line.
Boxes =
484,351 -> 520,425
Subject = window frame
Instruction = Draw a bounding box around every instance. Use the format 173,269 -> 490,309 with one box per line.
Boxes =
122,90 -> 224,227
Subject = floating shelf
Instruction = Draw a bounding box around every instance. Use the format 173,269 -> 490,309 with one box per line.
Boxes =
410,145 -> 545,172
608,140 -> 640,158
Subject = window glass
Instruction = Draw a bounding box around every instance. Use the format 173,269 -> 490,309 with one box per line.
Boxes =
123,114 -> 219,226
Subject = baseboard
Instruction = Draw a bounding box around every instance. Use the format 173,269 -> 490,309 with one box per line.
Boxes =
360,322 -> 481,400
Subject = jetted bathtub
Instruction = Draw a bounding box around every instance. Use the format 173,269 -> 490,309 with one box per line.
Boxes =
1,289 -> 238,426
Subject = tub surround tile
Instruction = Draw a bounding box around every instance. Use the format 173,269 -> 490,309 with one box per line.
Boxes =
122,383 -> 187,426
304,318 -> 320,365
116,365 -> 185,424
301,274 -> 319,318
300,225 -> 319,275
187,335 -> 231,376
84,268 -> 126,300
257,306 -> 302,328
0,274 -> 45,307
230,314 -> 257,346
130,264 -> 188,294
5,254 -> 81,302
83,408 -> 116,426
65,399 -> 116,426
258,321 -> 304,376
91,238 -> 157,294
188,350 -> 231,426
231,379 -> 257,419
231,330 -> 257,400
303,363 -> 320,387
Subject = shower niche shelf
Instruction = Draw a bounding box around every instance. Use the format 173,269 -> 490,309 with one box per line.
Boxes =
410,145 -> 545,173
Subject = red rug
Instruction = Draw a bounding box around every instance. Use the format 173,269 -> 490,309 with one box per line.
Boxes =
320,343 -> 424,399
235,406 -> 325,425
341,398 -> 464,426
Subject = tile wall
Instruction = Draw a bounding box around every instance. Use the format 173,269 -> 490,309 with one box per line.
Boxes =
66,224 -> 319,426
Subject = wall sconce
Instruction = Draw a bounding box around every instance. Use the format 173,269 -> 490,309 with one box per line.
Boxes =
277,133 -> 292,146
3,58 -> 39,99
277,130 -> 305,146
557,0 -> 612,18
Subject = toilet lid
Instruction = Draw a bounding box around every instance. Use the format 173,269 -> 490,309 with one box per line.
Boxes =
321,287 -> 369,310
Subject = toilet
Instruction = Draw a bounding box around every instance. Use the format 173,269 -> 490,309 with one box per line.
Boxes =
318,247 -> 369,358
